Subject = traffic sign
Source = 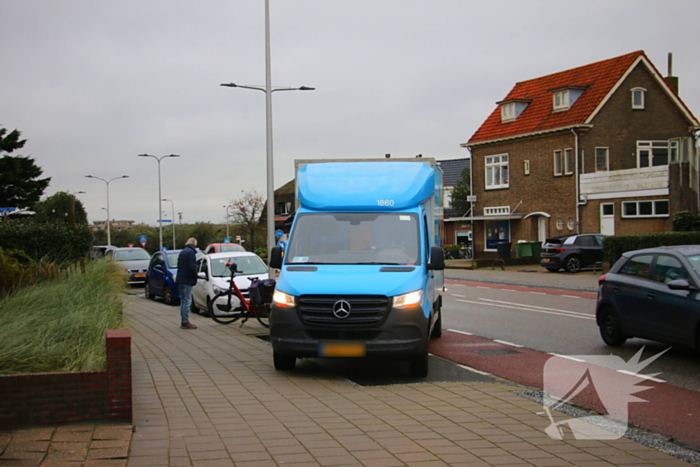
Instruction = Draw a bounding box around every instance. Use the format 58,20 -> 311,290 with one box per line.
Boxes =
158,219 -> 172,223
275,229 -> 284,238
277,240 -> 287,250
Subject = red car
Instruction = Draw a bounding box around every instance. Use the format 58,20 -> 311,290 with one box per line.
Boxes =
204,243 -> 246,254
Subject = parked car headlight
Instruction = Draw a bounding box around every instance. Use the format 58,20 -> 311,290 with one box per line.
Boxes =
393,290 -> 422,308
273,290 -> 296,308
212,284 -> 228,295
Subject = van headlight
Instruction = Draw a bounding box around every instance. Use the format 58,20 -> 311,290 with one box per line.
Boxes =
393,290 -> 422,308
273,290 -> 296,308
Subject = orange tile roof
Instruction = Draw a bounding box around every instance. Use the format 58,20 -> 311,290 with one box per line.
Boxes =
466,51 -> 646,145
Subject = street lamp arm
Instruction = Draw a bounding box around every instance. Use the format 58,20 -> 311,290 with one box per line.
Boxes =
221,83 -> 315,93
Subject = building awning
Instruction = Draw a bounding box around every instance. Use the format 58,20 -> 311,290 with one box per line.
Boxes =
446,214 -> 523,222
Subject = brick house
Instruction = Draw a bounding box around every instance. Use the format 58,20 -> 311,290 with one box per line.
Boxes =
461,51 -> 700,259
437,157 -> 472,248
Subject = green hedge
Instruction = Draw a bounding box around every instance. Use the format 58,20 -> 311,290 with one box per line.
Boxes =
603,232 -> 700,265
0,221 -> 93,263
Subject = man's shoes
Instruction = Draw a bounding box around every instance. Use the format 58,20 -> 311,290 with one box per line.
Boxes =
181,322 -> 197,329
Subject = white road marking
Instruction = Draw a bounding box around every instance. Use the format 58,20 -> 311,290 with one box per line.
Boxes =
451,294 -> 466,298
548,353 -> 586,363
529,291 -> 546,295
448,329 -> 473,336
494,339 -> 525,348
457,364 -> 493,376
455,298 -> 595,320
617,370 -> 666,383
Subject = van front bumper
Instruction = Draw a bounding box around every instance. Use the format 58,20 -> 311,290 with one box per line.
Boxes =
270,303 -> 429,359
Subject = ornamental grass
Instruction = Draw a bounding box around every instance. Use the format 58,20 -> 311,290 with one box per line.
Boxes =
0,259 -> 125,374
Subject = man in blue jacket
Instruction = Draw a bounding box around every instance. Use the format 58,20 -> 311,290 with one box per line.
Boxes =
177,237 -> 199,329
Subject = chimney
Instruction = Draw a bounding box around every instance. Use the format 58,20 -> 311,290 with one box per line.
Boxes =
665,52 -> 679,94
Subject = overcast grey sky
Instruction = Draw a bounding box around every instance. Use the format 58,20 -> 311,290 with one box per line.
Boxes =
2,0 -> 699,226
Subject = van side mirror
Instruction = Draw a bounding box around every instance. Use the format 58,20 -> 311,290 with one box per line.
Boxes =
269,246 -> 283,269
427,246 -> 445,271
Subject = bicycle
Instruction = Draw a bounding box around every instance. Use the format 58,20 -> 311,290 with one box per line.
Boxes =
210,261 -> 274,328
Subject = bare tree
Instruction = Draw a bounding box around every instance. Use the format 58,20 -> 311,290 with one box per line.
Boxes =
228,190 -> 265,251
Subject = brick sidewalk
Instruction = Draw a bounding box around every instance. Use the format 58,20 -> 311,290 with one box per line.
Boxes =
1,293 -> 694,466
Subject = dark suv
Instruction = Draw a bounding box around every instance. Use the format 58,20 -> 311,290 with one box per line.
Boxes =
540,234 -> 605,273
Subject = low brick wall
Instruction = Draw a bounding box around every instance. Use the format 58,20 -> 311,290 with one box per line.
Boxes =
0,329 -> 132,428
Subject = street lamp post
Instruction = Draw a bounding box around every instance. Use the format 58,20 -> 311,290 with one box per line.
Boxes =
85,175 -> 129,246
138,154 -> 180,251
220,0 -> 314,257
162,198 -> 176,248
223,204 -> 234,240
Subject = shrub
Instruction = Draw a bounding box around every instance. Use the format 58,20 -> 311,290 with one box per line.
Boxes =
0,220 -> 93,262
0,260 -> 125,374
672,211 -> 700,232
0,248 -> 59,297
603,232 -> 700,265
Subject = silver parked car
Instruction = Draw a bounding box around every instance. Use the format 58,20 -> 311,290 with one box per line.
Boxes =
105,247 -> 152,286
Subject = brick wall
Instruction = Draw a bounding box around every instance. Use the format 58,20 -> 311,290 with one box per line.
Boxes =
0,329 -> 132,428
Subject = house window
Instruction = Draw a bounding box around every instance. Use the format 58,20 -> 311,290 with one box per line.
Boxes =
567,218 -> 575,230
524,160 -> 530,176
553,90 -> 569,111
637,141 -> 672,168
631,87 -> 646,110
485,154 -> 509,189
443,187 -> 453,208
596,147 -> 609,171
556,218 -> 564,230
564,149 -> 574,175
501,103 -> 515,122
485,219 -> 510,251
622,200 -> 670,218
276,201 -> 292,215
553,150 -> 563,176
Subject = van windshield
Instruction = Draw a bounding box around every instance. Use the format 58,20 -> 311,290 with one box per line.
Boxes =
285,212 -> 420,265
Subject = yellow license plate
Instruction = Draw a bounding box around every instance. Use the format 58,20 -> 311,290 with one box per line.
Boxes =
135,273 -> 146,278
319,341 -> 366,357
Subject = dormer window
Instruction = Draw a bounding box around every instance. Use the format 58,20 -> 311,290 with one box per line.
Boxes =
549,85 -> 587,112
553,90 -> 569,111
631,87 -> 646,110
498,98 -> 531,123
501,103 -> 515,122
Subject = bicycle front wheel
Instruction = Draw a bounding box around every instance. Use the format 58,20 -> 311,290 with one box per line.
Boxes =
211,290 -> 244,325
254,304 -> 271,328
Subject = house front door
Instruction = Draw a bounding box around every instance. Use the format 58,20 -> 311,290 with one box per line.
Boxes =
538,217 -> 547,244
600,203 -> 615,235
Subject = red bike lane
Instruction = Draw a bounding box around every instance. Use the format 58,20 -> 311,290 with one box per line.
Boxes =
430,281 -> 700,450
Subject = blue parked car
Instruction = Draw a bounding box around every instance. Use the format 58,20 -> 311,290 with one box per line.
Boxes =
145,250 -> 183,306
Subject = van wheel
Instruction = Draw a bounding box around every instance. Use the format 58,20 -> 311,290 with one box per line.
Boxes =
273,351 -> 296,370
599,306 -> 626,346
409,351 -> 429,378
430,309 -> 442,339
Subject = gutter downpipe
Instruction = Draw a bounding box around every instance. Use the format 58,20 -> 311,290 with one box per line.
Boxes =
572,128 -> 581,234
467,146 -> 474,257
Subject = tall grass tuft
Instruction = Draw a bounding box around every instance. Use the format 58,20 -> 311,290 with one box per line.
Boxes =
0,260 -> 126,375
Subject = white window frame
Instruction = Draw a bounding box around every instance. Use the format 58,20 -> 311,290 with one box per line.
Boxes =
595,147 -> 609,171
553,90 -> 569,111
621,200 -> 670,218
501,103 -> 515,122
524,160 -> 530,176
553,150 -> 563,176
485,154 -> 509,190
637,141 -> 671,168
631,87 -> 646,110
564,148 -> 574,175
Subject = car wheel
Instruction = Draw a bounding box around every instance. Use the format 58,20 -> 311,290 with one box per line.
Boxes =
203,297 -> 213,318
564,256 -> 582,273
163,286 -> 174,306
273,351 -> 296,371
144,283 -> 155,300
546,267 -> 560,273
598,306 -> 627,346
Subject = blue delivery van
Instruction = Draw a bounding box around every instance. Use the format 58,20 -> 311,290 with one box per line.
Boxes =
268,158 -> 445,377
